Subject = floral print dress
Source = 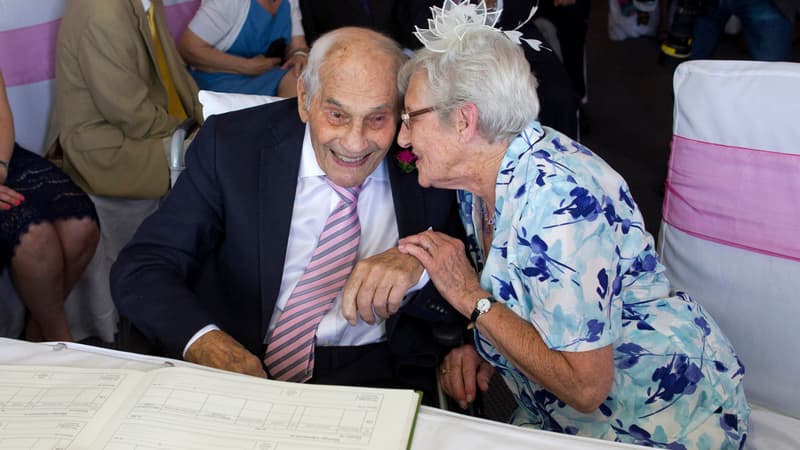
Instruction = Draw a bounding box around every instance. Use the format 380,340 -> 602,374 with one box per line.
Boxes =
461,122 -> 749,449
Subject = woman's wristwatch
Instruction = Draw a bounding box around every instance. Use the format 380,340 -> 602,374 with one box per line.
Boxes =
468,296 -> 497,329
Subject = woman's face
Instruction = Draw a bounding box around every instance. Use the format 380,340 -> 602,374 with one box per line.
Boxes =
397,71 -> 462,189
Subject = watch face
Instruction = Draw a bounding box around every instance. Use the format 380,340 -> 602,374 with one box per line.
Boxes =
477,298 -> 492,313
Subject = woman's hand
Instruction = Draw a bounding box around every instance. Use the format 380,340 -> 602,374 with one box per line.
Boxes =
0,183 -> 24,210
398,230 -> 486,318
440,344 -> 495,410
282,51 -> 307,78
242,55 -> 282,76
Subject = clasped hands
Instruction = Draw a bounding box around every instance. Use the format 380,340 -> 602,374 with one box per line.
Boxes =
186,230 -> 483,382
243,52 -> 306,78
348,230 -> 496,410
186,246 -> 426,377
343,229 -> 486,324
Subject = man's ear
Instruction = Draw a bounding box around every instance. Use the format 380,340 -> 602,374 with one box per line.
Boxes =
296,77 -> 310,123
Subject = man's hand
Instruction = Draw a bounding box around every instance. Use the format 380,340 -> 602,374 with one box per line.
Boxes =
440,344 -> 494,410
341,247 -> 424,325
185,329 -> 267,378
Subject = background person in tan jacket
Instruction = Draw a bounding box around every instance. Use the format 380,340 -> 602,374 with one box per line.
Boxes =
46,0 -> 203,343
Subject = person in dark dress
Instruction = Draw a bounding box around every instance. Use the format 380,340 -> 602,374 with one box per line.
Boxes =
0,70 -> 99,341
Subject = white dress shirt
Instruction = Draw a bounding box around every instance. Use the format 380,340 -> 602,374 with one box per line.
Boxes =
185,125 -> 427,355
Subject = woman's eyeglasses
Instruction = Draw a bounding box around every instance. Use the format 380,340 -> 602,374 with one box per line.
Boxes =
400,106 -> 437,129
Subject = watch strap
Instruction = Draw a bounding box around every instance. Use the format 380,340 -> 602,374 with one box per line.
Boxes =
468,297 -> 496,325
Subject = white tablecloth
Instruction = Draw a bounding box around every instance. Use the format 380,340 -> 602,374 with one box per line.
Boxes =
0,338 -> 651,449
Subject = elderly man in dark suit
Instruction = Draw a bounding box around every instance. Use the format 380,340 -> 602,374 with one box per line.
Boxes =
111,27 -> 463,403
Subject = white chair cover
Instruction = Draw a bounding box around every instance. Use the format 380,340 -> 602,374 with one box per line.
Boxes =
659,60 -> 800,449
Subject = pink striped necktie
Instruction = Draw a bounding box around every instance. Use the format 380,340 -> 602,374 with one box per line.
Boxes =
263,179 -> 362,382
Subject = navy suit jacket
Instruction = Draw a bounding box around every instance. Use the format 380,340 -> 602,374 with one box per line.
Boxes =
111,98 -> 463,367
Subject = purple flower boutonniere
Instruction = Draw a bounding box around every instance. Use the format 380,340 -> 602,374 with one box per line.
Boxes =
395,149 -> 417,174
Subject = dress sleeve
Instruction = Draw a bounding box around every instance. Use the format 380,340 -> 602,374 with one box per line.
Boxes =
512,178 -> 623,353
288,0 -> 305,37
187,0 -> 245,49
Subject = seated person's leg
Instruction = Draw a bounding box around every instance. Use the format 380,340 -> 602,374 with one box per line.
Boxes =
1,146 -> 99,342
54,217 -> 101,301
12,222 -> 73,342
690,1 -> 731,59
277,70 -> 299,98
13,218 -> 97,342
737,0 -> 793,61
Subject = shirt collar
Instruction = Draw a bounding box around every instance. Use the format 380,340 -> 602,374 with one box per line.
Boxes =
298,124 -> 388,182
141,0 -> 151,12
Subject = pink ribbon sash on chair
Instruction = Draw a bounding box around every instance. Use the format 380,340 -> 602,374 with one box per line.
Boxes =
663,135 -> 800,262
0,0 -> 200,87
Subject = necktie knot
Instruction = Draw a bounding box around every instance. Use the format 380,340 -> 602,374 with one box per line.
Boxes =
324,178 -> 362,204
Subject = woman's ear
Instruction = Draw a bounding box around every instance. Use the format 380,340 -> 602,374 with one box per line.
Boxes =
456,103 -> 480,142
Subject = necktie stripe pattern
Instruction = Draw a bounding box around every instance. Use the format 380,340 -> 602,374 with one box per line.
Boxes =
264,181 -> 361,382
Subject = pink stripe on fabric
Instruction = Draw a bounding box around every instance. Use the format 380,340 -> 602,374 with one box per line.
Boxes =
305,236 -> 359,272
164,0 -> 201,41
0,20 -> 60,87
287,273 -> 349,305
310,228 -> 359,260
269,328 -> 318,363
663,135 -> 800,262
0,1 -> 200,87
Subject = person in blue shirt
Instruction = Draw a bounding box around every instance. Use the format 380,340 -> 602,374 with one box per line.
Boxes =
178,0 -> 310,96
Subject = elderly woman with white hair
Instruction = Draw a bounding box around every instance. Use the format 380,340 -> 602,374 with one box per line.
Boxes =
393,2 -> 749,448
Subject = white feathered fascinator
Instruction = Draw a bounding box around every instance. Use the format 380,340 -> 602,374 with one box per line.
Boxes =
413,0 -> 547,53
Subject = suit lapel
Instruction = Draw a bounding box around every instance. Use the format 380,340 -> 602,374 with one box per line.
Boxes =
387,145 -> 427,237
258,102 -> 305,336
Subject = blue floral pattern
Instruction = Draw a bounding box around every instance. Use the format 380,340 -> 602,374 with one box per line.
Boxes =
461,122 -> 749,449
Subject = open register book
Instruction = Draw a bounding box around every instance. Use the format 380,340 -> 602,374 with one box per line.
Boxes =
0,364 -> 421,450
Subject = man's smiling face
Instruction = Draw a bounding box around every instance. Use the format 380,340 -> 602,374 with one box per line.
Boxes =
298,43 -> 400,188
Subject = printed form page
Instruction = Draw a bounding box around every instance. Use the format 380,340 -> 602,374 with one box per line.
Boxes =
0,365 -> 419,450
0,366 -> 145,449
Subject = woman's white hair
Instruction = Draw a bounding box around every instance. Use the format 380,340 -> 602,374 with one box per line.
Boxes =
399,28 -> 540,143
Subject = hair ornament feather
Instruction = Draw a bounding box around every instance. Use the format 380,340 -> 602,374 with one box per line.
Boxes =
413,1 -> 547,53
